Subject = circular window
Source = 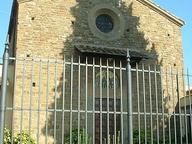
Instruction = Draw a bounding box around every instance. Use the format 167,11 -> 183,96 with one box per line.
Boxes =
88,4 -> 125,41
96,14 -> 114,33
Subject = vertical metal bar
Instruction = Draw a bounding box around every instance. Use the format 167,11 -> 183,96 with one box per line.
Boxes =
171,67 -> 177,144
165,67 -> 171,144
99,58 -> 103,144
19,56 -> 26,143
53,58 -> 58,144
92,57 -> 95,144
183,70 -> 188,144
45,55 -> 50,143
160,67 -> 165,144
70,55 -> 74,144
37,57 -> 42,143
11,50 -> 17,144
113,59 -> 117,144
85,57 -> 88,144
142,64 -> 147,144
176,73 -> 183,144
136,63 -> 141,144
107,59 -> 110,143
0,35 -> 9,144
148,64 -> 153,143
154,65 -> 159,144
77,56 -> 81,144
187,69 -> 192,141
28,55 -> 34,143
119,60 -> 123,144
62,55 -> 66,144
126,49 -> 133,144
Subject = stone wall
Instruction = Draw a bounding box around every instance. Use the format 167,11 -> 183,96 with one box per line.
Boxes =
11,0 -> 185,143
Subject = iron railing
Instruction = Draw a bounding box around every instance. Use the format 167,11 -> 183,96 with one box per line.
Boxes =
0,49 -> 192,143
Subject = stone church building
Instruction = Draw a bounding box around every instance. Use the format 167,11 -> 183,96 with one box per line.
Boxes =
6,0 -> 185,143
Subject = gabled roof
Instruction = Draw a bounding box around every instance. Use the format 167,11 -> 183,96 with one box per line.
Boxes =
137,0 -> 185,27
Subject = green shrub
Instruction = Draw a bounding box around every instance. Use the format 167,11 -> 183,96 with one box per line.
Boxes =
133,129 -> 151,144
133,129 -> 180,144
4,126 -> 36,144
64,128 -> 91,144
4,126 -> 11,144
13,131 -> 36,144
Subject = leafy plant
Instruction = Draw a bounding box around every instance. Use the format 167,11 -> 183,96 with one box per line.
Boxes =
4,126 -> 36,144
13,131 -> 36,144
133,129 -> 151,144
64,128 -> 91,144
4,126 -> 11,144
133,129 -> 180,144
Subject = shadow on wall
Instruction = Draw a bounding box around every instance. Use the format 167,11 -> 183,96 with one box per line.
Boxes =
40,0 -> 173,143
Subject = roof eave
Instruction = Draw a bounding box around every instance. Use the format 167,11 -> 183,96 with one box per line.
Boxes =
137,0 -> 185,27
17,0 -> 33,4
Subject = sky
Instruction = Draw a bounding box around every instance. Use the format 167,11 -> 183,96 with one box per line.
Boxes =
0,0 -> 12,58
0,0 -> 192,76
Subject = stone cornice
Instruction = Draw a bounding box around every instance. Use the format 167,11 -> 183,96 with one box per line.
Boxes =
137,0 -> 185,27
17,0 -> 33,4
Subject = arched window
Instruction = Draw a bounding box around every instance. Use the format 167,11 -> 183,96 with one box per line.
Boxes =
95,70 -> 119,88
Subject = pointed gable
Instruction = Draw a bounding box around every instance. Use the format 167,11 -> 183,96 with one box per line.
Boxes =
137,0 -> 185,26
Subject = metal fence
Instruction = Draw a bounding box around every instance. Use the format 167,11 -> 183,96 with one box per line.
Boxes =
0,49 -> 192,143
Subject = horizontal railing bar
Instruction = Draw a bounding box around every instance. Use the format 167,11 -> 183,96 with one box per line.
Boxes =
133,112 -> 192,116
5,108 -> 127,114
6,107 -> 192,116
9,57 -> 192,76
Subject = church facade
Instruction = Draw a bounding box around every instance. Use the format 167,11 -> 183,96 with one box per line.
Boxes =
6,0 -> 185,143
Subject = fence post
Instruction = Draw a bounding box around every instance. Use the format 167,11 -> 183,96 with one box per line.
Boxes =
0,35 -> 9,144
126,49 -> 133,144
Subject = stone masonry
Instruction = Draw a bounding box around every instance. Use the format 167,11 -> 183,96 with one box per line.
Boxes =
7,0 -> 185,143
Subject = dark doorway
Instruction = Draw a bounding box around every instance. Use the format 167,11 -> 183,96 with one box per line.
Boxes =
95,98 -> 121,144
